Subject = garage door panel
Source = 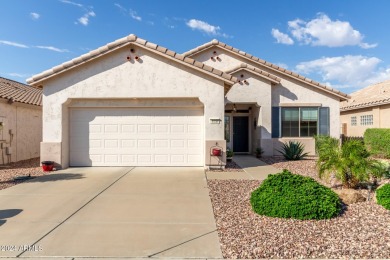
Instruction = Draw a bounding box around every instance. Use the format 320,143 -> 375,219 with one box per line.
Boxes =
121,124 -> 136,133
70,108 -> 204,166
154,139 -> 169,148
121,139 -> 136,148
154,124 -> 169,133
104,124 -> 119,133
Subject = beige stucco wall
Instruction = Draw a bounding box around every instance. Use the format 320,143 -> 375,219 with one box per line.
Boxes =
0,100 -> 42,164
40,45 -> 227,168
191,46 -> 342,156
340,103 -> 390,136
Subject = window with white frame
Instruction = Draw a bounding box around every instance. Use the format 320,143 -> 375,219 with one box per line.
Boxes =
351,116 -> 357,126
360,115 -> 373,125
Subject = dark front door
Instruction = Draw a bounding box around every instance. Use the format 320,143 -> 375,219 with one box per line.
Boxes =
233,116 -> 249,153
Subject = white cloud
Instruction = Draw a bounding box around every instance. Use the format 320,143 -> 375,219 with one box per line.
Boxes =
30,12 -> 40,20
59,0 -> 83,7
129,9 -> 141,21
114,4 -> 142,22
274,13 -> 376,48
186,19 -> 220,35
271,28 -> 294,45
0,40 -> 28,48
295,55 -> 390,88
78,11 -> 96,26
59,0 -> 95,26
186,19 -> 231,38
114,3 -> 126,12
35,45 -> 69,53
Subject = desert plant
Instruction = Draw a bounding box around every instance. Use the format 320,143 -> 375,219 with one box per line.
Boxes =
317,137 -> 383,188
364,128 -> 390,158
255,147 -> 264,158
378,160 -> 390,179
314,135 -> 338,155
278,141 -> 308,160
226,149 -> 234,158
250,170 -> 341,220
376,184 -> 390,210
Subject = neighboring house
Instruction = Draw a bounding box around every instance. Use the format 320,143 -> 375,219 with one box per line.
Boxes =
340,80 -> 390,137
27,34 -> 349,169
0,77 -> 42,164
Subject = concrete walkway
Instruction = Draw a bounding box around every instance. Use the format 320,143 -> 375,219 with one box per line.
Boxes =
0,167 -> 221,259
207,155 -> 280,180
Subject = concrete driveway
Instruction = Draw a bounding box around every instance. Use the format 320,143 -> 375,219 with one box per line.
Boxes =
0,167 -> 222,258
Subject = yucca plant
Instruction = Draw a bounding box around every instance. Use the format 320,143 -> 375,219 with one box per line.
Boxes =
316,137 -> 383,188
278,141 -> 308,160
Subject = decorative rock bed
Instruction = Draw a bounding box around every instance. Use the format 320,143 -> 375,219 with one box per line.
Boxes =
208,179 -> 390,259
0,158 -> 43,190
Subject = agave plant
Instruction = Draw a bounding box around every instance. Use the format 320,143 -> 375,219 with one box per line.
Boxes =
278,141 -> 308,160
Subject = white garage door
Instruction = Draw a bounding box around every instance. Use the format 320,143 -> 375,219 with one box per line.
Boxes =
69,108 -> 204,166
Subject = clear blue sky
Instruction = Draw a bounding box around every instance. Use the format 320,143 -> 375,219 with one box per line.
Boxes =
1,0 -> 389,93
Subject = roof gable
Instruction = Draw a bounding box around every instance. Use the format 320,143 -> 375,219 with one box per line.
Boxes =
225,63 -> 281,84
183,39 -> 350,101
0,77 -> 42,106
27,34 -> 237,87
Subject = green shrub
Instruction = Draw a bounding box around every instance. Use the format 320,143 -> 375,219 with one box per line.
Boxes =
226,149 -> 234,158
250,170 -> 341,220
278,141 -> 308,160
314,135 -> 337,155
364,128 -> 390,158
374,160 -> 390,179
255,147 -> 264,157
316,137 -> 383,188
376,184 -> 390,210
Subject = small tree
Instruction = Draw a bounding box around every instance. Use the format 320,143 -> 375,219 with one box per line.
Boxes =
316,136 -> 382,188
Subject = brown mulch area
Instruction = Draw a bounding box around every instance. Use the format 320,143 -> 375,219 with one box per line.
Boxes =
208,179 -> 390,259
207,160 -> 244,172
0,158 -> 43,190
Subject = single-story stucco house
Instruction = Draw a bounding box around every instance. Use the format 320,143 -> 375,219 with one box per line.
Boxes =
340,80 -> 390,136
27,34 -> 349,169
0,77 -> 42,164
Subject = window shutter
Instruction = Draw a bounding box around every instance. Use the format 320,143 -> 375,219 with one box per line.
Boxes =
319,107 -> 330,135
272,107 -> 280,138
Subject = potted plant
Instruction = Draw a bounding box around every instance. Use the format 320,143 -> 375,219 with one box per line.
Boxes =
41,161 -> 54,172
255,147 -> 264,158
226,148 -> 234,162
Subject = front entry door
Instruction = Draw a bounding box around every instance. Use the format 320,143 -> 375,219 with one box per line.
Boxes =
233,116 -> 249,153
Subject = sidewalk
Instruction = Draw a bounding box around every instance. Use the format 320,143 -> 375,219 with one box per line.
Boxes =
206,155 -> 280,180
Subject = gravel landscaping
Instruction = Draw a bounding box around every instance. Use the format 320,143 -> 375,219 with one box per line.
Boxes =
0,158 -> 43,190
208,179 -> 390,259
208,156 -> 390,258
